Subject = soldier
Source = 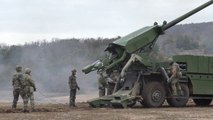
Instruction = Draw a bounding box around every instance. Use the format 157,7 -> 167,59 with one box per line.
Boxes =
69,69 -> 80,107
107,70 -> 120,95
12,65 -> 23,110
169,62 -> 182,96
97,70 -> 107,97
21,68 -> 36,112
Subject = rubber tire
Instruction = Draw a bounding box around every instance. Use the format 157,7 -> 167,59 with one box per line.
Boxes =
167,84 -> 189,107
193,99 -> 212,106
143,82 -> 166,108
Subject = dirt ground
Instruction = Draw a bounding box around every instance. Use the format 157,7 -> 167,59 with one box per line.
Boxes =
1,100 -> 213,120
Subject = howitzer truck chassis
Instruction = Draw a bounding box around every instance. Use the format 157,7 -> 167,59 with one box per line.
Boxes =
88,55 -> 213,108
83,1 -> 213,108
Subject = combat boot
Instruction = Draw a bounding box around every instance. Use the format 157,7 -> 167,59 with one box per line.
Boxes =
69,104 -> 77,107
73,104 -> 77,107
69,103 -> 73,107
12,108 -> 16,113
22,109 -> 29,113
12,104 -> 17,112
69,100 -> 77,107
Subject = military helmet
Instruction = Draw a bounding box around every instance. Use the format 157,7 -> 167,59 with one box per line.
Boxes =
25,68 -> 31,74
167,58 -> 174,65
16,65 -> 22,72
72,69 -> 77,73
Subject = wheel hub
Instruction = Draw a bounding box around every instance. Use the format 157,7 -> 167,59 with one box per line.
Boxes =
152,90 -> 162,102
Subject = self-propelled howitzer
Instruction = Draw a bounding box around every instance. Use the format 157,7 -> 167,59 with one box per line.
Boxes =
83,1 -> 213,108
82,0 -> 213,75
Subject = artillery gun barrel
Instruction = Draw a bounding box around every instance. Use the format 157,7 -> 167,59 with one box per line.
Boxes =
162,0 -> 213,31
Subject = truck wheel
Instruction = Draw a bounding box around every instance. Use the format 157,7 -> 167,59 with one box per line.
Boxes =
143,82 -> 166,107
167,84 -> 189,107
193,99 -> 212,106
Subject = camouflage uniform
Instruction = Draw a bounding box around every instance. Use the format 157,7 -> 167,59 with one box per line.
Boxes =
69,69 -> 80,107
170,62 -> 182,96
12,65 -> 23,109
107,70 -> 120,95
21,68 -> 36,112
97,70 -> 107,97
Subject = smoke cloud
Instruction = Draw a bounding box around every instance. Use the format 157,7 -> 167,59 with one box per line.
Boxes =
0,38 -> 115,102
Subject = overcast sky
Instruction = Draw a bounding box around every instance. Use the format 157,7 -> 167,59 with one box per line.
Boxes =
0,0 -> 212,45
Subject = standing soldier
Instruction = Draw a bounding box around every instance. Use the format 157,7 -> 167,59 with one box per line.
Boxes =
97,70 -> 107,97
21,68 -> 36,112
169,62 -> 183,96
12,65 -> 23,110
69,69 -> 80,107
107,70 -> 120,95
